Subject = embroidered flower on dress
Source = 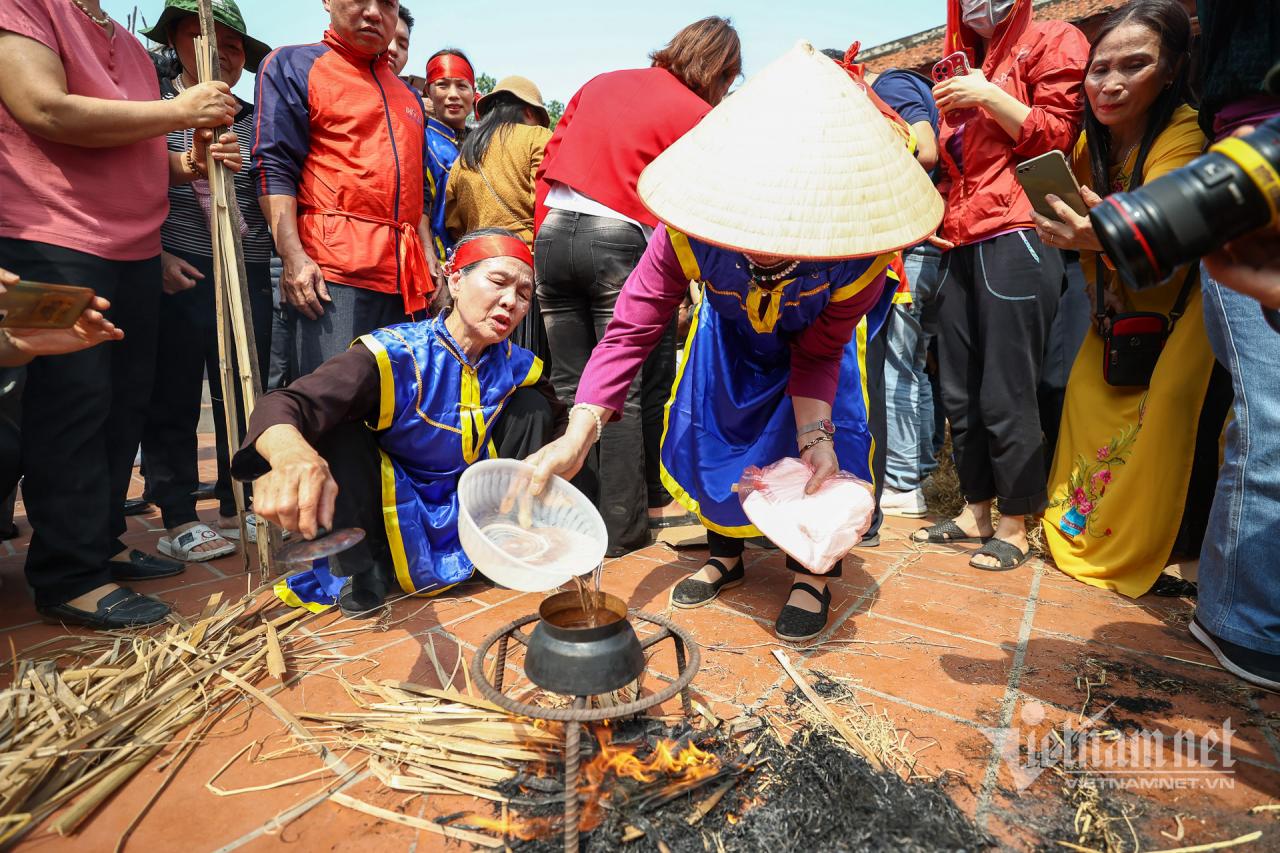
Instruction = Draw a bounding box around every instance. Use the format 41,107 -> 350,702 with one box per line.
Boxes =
1096,446 -> 1111,461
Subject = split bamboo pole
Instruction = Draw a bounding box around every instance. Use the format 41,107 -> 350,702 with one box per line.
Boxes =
194,0 -> 279,578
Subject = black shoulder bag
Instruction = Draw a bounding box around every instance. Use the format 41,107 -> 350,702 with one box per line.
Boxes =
1096,256 -> 1197,388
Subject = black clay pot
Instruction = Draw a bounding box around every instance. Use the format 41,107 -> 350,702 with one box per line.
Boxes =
524,591 -> 644,696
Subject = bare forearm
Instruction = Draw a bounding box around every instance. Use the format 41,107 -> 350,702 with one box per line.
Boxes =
979,87 -> 1032,142
261,195 -> 307,261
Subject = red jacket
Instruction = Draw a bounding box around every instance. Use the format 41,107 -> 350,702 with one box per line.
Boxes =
938,0 -> 1088,245
534,68 -> 709,232
253,31 -> 430,311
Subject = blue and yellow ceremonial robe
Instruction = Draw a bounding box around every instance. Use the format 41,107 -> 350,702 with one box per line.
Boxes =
275,316 -> 544,610
426,118 -> 460,262
660,229 -> 898,538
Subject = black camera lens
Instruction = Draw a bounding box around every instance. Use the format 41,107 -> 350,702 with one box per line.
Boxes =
1090,117 -> 1280,288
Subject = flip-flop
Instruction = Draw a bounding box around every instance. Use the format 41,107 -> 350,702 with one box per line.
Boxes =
912,519 -> 988,545
968,539 -> 1031,572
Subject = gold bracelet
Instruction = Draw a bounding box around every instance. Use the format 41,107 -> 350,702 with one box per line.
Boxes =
799,434 -> 832,455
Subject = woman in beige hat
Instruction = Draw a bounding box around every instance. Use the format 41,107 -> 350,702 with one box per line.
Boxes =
526,43 -> 943,642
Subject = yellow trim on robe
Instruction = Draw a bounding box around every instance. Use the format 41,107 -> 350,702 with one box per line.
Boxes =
667,228 -> 703,282
519,356 -> 544,388
379,448 -> 466,598
460,366 -> 483,464
358,334 -> 397,432
273,577 -> 334,613
855,317 -> 875,483
379,448 -> 417,595
744,281 -> 791,335
657,297 -> 762,538
832,253 -> 894,302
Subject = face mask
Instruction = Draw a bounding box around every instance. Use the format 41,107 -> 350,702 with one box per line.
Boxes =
960,0 -> 1015,39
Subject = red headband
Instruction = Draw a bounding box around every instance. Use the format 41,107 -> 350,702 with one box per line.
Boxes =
446,236 -> 533,274
427,54 -> 475,85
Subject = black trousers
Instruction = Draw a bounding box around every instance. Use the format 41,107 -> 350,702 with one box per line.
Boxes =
535,210 -> 676,554
0,238 -> 161,608
141,249 -> 272,528
315,386 -> 560,580
707,530 -> 843,578
935,231 -> 1065,516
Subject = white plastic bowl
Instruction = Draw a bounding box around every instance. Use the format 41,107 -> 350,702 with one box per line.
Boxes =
457,459 -> 607,592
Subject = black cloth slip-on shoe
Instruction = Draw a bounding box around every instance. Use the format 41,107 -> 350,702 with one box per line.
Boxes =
670,558 -> 745,609
774,581 -> 832,642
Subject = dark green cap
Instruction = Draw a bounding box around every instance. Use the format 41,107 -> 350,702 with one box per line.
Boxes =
141,0 -> 271,73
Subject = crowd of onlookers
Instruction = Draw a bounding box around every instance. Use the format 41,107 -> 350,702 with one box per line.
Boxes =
0,0 -> 1276,689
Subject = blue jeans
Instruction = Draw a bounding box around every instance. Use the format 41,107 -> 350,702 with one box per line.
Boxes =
1196,272 -> 1280,655
884,242 -> 942,491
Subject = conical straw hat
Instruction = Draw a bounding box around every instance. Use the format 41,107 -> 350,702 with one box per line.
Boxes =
638,41 -> 944,259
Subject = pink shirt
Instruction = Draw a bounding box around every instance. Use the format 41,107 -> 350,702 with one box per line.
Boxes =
0,0 -> 168,261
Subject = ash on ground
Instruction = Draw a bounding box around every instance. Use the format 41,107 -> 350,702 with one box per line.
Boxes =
504,718 -> 993,852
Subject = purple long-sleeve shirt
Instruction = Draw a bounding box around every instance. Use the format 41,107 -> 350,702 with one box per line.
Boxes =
576,228 -> 886,419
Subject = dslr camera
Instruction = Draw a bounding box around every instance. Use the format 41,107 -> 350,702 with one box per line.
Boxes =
1089,117 -> 1280,288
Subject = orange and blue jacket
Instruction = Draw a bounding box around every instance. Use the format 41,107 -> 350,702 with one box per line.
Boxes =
253,30 -> 432,313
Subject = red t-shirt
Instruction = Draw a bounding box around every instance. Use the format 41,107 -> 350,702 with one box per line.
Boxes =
0,0 -> 168,261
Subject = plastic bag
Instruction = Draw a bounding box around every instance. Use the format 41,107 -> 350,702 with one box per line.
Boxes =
737,457 -> 875,574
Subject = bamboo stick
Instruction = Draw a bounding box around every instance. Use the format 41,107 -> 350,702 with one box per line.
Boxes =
772,650 -> 885,772
194,0 -> 277,579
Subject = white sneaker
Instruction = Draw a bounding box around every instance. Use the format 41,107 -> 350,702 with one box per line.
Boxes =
880,487 -> 927,518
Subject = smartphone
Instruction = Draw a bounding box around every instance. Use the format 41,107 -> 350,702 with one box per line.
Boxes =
0,281 -> 95,329
1016,151 -> 1088,222
931,51 -> 978,127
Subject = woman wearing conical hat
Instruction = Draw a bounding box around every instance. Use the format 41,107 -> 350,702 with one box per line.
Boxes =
528,43 -> 943,642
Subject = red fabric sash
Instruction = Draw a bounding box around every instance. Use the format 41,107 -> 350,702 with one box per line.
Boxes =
317,208 -> 434,314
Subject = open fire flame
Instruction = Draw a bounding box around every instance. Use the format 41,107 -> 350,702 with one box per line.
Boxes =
459,727 -> 722,840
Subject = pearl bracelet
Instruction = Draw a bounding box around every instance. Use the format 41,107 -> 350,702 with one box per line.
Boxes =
571,404 -> 603,444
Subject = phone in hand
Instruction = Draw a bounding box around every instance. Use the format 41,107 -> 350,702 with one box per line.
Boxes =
1015,151 -> 1089,222
932,51 -> 978,127
0,281 -> 95,329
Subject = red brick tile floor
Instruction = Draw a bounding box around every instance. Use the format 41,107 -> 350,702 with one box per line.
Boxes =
2,433 -> 1277,851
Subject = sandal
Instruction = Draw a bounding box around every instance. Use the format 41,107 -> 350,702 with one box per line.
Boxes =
670,558 -> 744,609
912,519 -> 989,545
158,523 -> 236,563
968,539 -> 1031,572
38,587 -> 170,629
775,581 -> 832,642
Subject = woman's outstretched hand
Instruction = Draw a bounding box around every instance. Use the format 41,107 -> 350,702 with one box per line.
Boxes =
524,432 -> 592,497
524,405 -> 607,497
